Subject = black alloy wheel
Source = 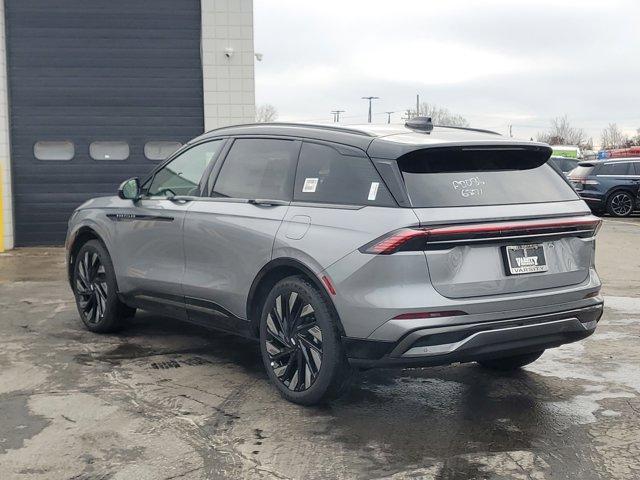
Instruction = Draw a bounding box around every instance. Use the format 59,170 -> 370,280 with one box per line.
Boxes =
265,291 -> 323,391
75,250 -> 109,324
259,276 -> 351,405
72,240 -> 135,333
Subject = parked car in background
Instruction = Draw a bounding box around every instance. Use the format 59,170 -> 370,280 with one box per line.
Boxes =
548,155 -> 580,174
66,119 -> 603,405
568,159 -> 640,217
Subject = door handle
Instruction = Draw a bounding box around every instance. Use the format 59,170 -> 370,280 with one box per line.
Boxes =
169,195 -> 195,204
248,199 -> 289,207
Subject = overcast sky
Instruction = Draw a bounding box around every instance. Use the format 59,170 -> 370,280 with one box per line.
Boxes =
254,0 -> 639,143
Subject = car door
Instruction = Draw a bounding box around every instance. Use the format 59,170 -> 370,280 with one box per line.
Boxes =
181,137 -> 300,330
598,161 -> 634,193
113,139 -> 226,319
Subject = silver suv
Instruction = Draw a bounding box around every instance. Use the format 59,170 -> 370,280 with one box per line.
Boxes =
66,119 -> 603,405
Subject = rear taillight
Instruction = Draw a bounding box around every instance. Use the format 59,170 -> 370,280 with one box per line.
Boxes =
360,215 -> 602,255
570,176 -> 599,186
359,228 -> 426,254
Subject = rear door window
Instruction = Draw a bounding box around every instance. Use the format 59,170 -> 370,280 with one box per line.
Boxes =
598,162 -> 631,176
294,142 -> 395,206
212,138 -> 299,201
398,148 -> 578,207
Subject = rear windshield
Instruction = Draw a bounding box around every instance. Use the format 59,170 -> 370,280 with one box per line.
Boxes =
398,147 -> 578,208
569,165 -> 596,178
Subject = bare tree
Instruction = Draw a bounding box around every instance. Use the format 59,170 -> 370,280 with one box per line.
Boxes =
255,104 -> 278,123
624,127 -> 640,147
536,115 -> 586,146
600,123 -> 629,149
409,102 -> 469,127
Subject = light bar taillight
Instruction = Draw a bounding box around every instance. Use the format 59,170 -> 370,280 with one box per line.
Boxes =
571,177 -> 599,185
360,215 -> 602,255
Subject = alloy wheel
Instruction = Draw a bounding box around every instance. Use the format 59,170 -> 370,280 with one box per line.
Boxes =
75,251 -> 108,324
611,193 -> 633,216
265,292 -> 323,391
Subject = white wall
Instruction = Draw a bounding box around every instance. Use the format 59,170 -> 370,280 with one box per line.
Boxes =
201,0 -> 256,131
0,0 -> 13,251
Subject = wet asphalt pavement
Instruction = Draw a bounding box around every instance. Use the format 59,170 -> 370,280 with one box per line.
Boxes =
0,217 -> 639,479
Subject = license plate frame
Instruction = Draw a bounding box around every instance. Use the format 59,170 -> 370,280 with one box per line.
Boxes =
503,243 -> 548,275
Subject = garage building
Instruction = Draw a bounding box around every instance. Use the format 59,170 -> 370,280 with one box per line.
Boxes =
0,0 -> 255,249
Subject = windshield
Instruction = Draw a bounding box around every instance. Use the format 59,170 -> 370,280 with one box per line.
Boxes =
398,147 -> 578,208
568,165 -> 596,178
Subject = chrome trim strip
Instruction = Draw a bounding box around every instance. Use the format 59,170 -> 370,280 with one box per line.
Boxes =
402,317 -> 592,357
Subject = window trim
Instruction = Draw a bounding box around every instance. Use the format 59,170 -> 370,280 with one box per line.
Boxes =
206,136 -> 302,201
142,138 -> 229,199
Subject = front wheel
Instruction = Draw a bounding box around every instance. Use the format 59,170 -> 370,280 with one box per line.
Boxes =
72,240 -> 135,333
607,191 -> 634,217
477,350 -> 544,371
259,276 -> 351,405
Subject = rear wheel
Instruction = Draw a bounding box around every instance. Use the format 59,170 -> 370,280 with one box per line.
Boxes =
259,276 -> 351,405
477,350 -> 544,371
72,240 -> 135,333
607,190 -> 634,217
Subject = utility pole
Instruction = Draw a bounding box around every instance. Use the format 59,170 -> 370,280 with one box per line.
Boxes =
361,96 -> 379,123
416,94 -> 420,117
384,111 -> 395,124
508,124 -> 513,137
330,110 -> 345,123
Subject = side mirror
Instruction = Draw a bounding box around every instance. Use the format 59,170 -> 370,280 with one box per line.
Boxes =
118,177 -> 140,201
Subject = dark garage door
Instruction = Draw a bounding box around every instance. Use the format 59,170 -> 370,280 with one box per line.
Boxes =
5,0 -> 205,245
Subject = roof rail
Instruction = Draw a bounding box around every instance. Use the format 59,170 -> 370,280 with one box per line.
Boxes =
202,122 -> 375,137
435,124 -> 502,136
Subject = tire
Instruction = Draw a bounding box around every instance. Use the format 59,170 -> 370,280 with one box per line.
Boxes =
72,239 -> 136,333
606,190 -> 634,217
259,276 -> 351,405
477,350 -> 544,371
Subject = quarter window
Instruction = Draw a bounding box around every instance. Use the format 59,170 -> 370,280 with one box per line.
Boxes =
144,141 -> 183,161
90,141 -> 129,161
34,141 -> 74,161
212,138 -> 298,200
147,140 -> 224,197
294,142 -> 395,206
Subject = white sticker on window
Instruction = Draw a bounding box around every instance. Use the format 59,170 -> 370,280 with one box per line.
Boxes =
368,182 -> 379,201
302,177 -> 318,193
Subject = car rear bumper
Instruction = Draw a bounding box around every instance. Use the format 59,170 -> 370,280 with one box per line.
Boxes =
577,192 -> 605,209
344,302 -> 603,368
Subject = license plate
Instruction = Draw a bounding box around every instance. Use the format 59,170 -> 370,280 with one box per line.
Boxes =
503,244 -> 548,275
